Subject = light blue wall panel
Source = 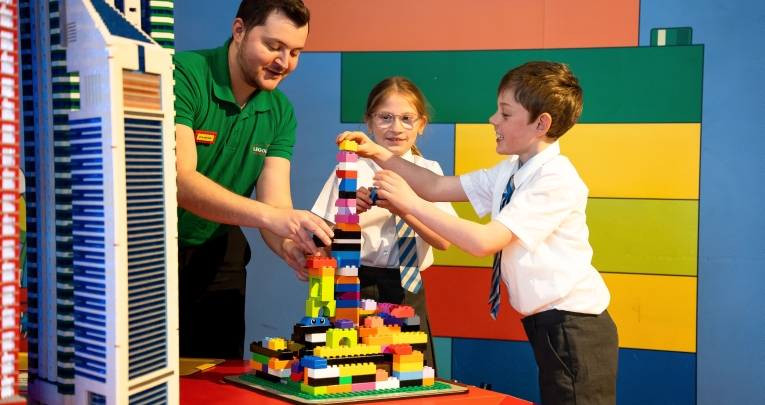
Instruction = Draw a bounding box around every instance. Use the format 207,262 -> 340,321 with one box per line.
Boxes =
640,2 -> 765,404
174,0 -> 240,52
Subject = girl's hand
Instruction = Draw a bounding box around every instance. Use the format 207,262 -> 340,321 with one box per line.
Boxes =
356,187 -> 373,214
335,131 -> 381,159
373,170 -> 423,215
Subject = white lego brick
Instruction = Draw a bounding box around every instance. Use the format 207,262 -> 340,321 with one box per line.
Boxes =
375,377 -> 400,390
338,161 -> 358,171
423,366 -> 435,379
337,206 -> 356,216
267,367 -> 291,378
305,333 -> 326,343
360,299 -> 376,311
306,365 -> 340,379
336,266 -> 358,277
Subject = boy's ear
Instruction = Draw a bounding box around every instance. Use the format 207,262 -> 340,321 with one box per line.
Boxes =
536,113 -> 552,136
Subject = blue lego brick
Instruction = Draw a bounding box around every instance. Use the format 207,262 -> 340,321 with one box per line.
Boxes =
300,316 -> 331,326
301,356 -> 328,370
331,250 -> 361,268
369,187 -> 379,205
334,283 -> 360,293
393,370 -> 424,381
336,299 -> 361,308
338,178 -> 357,192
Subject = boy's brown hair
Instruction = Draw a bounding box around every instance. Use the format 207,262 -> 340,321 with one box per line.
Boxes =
498,61 -> 583,139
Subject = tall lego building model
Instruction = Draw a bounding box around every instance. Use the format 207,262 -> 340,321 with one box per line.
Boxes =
233,140 -> 456,401
0,0 -> 26,404
22,0 -> 177,404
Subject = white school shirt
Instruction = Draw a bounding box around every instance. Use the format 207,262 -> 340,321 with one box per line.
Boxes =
311,151 -> 458,270
460,142 -> 610,316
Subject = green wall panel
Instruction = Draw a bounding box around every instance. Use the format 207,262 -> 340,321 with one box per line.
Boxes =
341,46 -> 703,124
588,198 -> 698,276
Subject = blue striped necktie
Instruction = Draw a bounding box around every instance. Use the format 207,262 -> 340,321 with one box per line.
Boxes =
489,174 -> 515,319
395,216 -> 422,293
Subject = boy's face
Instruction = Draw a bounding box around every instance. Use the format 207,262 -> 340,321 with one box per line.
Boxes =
489,89 -> 544,162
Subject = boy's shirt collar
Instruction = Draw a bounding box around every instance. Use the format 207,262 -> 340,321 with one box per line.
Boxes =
511,141 -> 561,187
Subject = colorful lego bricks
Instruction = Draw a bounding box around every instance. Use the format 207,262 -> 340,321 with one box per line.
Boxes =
241,140 -> 446,399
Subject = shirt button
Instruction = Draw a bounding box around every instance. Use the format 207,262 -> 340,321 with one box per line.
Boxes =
389,228 -> 395,234
383,251 -> 389,256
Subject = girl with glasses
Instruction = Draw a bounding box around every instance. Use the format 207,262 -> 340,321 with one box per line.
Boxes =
310,77 -> 457,374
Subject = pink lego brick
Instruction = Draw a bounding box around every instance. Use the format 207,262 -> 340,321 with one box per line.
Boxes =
336,152 -> 358,163
335,199 -> 357,207
351,382 -> 376,392
334,214 -> 359,224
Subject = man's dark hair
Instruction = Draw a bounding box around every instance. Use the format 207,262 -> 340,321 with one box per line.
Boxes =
236,0 -> 310,32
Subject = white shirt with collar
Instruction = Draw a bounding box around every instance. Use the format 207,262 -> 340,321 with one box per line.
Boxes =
460,142 -> 610,316
312,150 -> 458,270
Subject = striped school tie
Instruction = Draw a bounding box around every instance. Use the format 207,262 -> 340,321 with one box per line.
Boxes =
489,175 -> 515,320
395,215 -> 422,293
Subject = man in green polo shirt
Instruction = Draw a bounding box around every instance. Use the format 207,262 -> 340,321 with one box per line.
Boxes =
173,0 -> 332,358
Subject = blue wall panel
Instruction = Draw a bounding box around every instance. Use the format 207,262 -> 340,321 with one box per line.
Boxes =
617,349 -> 696,405
639,2 -> 765,404
432,336 -> 453,380
452,338 -> 541,404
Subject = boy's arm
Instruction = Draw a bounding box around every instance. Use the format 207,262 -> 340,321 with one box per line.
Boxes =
374,170 -> 515,257
337,131 -> 468,202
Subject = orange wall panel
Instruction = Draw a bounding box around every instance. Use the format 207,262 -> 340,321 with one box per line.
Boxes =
303,0 -> 638,51
544,0 -> 640,48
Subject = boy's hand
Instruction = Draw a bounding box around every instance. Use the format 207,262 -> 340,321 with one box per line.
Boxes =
356,187 -> 373,214
336,131 -> 382,159
373,170 -> 423,215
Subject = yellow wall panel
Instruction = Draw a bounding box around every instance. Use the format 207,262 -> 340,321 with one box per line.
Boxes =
454,123 -> 700,199
603,273 -> 696,353
433,202 -> 492,267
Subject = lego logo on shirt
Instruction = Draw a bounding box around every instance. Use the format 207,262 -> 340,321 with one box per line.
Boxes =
251,144 -> 269,156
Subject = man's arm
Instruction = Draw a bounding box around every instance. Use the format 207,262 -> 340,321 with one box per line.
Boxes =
374,170 -> 516,257
337,132 -> 468,203
176,123 -> 333,254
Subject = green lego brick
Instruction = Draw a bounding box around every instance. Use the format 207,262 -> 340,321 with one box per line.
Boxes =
651,28 -> 693,46
252,352 -> 270,364
339,376 -> 352,385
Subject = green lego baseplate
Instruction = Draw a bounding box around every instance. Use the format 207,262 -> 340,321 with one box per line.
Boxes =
223,373 -> 467,404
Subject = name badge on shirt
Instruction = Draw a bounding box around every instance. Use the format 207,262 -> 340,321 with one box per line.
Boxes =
194,130 -> 217,145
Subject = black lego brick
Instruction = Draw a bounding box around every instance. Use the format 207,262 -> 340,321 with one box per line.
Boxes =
306,376 -> 340,387
254,370 -> 281,383
399,379 -> 424,388
325,353 -> 386,366
250,341 -> 294,361
351,374 -> 377,384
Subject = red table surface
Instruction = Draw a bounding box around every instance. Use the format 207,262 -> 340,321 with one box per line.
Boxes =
180,360 -> 534,405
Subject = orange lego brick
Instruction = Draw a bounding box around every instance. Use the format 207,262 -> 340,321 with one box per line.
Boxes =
337,223 -> 362,232
306,256 -> 338,269
310,266 -> 335,277
335,276 -> 360,285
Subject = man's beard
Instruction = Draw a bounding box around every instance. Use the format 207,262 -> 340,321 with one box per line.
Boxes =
236,44 -> 282,91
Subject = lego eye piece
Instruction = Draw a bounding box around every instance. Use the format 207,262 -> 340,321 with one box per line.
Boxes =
319,318 -> 327,325
311,318 -> 317,325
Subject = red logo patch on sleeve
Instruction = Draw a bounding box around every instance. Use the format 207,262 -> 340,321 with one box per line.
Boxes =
194,130 -> 217,145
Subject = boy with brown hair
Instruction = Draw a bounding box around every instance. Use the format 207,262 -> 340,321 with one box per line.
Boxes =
338,61 -> 618,405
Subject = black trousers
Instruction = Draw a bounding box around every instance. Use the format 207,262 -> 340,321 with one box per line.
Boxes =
522,309 -> 619,405
359,265 -> 437,375
178,226 -> 250,359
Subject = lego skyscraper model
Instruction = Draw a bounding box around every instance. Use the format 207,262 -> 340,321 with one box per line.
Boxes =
22,1 -> 178,404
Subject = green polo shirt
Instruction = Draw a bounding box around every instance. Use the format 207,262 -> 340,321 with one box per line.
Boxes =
174,40 -> 296,248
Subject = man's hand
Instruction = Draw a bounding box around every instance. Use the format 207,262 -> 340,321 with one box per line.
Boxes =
373,170 -> 424,215
263,208 -> 334,255
335,131 -> 386,159
283,240 -> 310,281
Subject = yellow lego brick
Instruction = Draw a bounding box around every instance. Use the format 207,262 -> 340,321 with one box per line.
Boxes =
327,328 -> 358,349
423,377 -> 435,387
313,344 -> 382,358
393,361 -> 424,372
338,363 -> 376,377
393,351 -> 424,364
339,140 -> 358,152
267,338 -> 287,351
309,267 -> 335,277
359,308 -> 376,317
327,384 -> 352,394
268,357 -> 290,370
288,341 -> 304,352
309,275 -> 335,301
301,384 -> 328,396
362,335 -> 393,345
391,332 -> 428,344
306,299 -> 336,318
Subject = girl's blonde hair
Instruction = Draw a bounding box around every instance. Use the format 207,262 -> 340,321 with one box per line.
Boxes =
364,77 -> 430,156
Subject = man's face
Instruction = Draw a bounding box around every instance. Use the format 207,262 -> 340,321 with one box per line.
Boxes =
234,10 -> 308,91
